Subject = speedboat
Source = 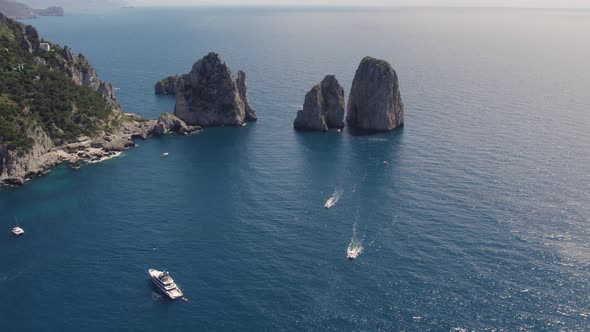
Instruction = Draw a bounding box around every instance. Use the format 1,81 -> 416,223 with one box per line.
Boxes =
346,249 -> 356,260
162,152 -> 169,157
346,242 -> 363,260
324,198 -> 334,209
148,269 -> 183,299
12,227 -> 24,236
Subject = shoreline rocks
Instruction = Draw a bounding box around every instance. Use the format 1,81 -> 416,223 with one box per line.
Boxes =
0,113 -> 200,188
150,112 -> 201,136
173,52 -> 256,127
294,75 -> 345,132
346,56 -> 404,132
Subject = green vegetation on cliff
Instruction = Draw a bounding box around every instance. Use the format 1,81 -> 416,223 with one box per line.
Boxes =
0,13 -> 112,151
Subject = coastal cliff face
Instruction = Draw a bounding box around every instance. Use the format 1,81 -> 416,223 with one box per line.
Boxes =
58,47 -> 117,105
236,70 -> 257,121
0,13 -> 194,187
0,126 -> 55,186
294,75 -> 345,132
174,52 -> 256,127
346,57 -> 404,131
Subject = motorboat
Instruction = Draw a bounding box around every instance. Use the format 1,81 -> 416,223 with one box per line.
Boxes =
12,227 -> 24,236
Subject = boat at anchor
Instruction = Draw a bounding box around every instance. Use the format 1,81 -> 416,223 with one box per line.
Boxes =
148,269 -> 183,299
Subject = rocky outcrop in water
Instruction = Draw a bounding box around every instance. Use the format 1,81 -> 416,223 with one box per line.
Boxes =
236,70 -> 257,121
154,75 -> 180,95
346,57 -> 404,131
173,52 -> 256,127
293,75 -> 345,132
150,113 -> 201,136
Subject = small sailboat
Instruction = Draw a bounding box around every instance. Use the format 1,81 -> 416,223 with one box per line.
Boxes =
12,226 -> 24,236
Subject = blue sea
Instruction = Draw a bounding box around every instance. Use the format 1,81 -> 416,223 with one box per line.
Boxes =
2,6 -> 590,331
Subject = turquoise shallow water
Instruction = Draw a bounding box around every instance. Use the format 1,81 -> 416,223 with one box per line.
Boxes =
1,7 -> 590,331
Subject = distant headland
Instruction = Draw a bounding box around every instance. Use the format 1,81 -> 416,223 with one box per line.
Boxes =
0,0 -> 64,19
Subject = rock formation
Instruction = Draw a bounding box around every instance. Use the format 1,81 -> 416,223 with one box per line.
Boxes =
154,75 -> 180,95
57,48 -> 117,105
236,70 -> 257,121
293,75 -> 345,132
173,52 -> 256,127
346,57 -> 404,131
150,113 -> 201,136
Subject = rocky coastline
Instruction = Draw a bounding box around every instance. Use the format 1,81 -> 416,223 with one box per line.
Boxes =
0,113 -> 201,187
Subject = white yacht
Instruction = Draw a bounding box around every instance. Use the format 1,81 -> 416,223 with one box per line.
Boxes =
148,269 -> 183,299
11,227 -> 24,236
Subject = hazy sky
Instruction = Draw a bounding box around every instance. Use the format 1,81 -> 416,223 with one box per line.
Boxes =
126,0 -> 590,7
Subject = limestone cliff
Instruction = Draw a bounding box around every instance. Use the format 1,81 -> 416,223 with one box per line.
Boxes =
294,75 -> 345,132
236,70 -> 257,121
346,57 -> 404,131
173,52 -> 256,127
57,46 -> 117,106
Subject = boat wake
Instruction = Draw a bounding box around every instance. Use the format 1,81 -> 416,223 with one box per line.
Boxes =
324,190 -> 343,209
347,222 -> 364,260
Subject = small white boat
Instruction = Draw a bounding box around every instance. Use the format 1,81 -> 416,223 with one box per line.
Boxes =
383,161 -> 388,165
324,190 -> 342,209
346,246 -> 362,260
162,152 -> 169,157
337,129 -> 342,133
12,227 -> 24,236
148,269 -> 183,300
346,240 -> 363,260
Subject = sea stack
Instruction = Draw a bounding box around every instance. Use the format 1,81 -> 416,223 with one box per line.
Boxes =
154,76 -> 180,95
293,75 -> 345,132
173,52 -> 257,127
346,57 -> 404,131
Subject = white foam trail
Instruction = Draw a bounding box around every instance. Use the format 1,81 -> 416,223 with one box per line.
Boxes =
346,221 -> 364,260
87,151 -> 124,164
